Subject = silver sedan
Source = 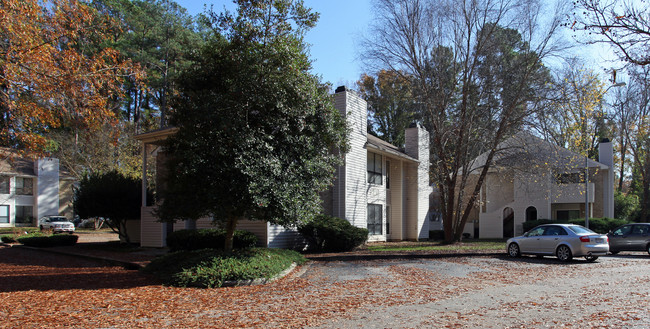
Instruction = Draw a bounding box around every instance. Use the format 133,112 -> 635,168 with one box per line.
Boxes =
506,224 -> 609,262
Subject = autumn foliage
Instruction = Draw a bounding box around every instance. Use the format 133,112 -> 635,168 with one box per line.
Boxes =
0,0 -> 143,155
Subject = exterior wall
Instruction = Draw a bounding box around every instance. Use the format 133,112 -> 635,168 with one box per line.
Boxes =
332,88 -> 367,229
404,124 -> 430,240
598,141 -> 614,218
59,179 -> 74,220
267,223 -> 304,249
388,160 -> 404,240
35,158 -> 60,220
141,206 -> 164,247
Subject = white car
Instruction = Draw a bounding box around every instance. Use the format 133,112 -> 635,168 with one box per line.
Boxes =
39,216 -> 75,234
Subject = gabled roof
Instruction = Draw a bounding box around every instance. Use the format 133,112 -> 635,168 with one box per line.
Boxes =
468,132 -> 609,174
0,148 -> 36,176
365,134 -> 419,163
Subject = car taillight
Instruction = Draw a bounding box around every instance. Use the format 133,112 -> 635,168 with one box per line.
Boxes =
579,236 -> 591,242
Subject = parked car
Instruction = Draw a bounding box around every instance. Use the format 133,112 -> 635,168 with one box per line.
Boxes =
506,224 -> 609,262
39,216 -> 75,234
607,223 -> 650,255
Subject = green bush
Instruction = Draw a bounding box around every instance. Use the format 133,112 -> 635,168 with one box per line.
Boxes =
143,248 -> 305,288
522,218 -> 629,234
298,214 -> 368,252
166,229 -> 258,252
17,234 -> 78,247
1,235 -> 15,243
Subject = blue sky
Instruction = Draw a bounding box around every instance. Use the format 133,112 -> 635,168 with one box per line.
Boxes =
176,0 -> 373,89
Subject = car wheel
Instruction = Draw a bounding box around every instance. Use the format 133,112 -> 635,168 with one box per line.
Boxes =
556,245 -> 573,262
585,255 -> 598,262
647,244 -> 650,256
508,243 -> 521,257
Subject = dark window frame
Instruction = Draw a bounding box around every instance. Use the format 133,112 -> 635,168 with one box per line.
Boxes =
367,204 -> 383,235
367,153 -> 382,185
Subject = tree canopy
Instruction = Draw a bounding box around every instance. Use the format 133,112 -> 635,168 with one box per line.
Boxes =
157,0 -> 348,250
0,0 -> 142,156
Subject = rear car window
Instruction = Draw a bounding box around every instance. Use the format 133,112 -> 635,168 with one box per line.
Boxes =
567,225 -> 595,234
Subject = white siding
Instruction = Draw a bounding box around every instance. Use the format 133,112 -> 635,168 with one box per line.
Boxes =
35,158 -> 59,219
141,207 -> 164,247
405,124 -> 430,240
333,89 -> 368,229
267,223 -> 304,249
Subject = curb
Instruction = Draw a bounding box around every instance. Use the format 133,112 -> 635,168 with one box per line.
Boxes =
305,251 -> 503,262
12,244 -> 143,270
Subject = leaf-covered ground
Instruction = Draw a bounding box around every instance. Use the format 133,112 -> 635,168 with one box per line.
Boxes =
1,245 -> 649,328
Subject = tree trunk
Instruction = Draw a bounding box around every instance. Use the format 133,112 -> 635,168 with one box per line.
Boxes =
224,216 -> 239,252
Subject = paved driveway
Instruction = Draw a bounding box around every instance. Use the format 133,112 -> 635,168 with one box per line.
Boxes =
1,245 -> 649,328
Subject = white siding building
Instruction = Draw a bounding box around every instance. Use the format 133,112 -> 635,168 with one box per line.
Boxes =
135,86 -> 432,247
463,133 -> 615,239
0,150 -> 75,228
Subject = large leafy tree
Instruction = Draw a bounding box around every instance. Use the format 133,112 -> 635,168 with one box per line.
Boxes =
157,0 -> 348,251
0,0 -> 142,156
362,0 -> 559,242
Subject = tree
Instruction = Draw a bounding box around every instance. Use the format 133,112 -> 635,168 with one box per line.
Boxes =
157,0 -> 348,251
362,0 -> 560,242
357,70 -> 417,147
573,0 -> 650,66
92,0 -> 204,129
74,171 -> 147,244
0,0 -> 142,156
615,65 -> 650,220
536,62 -> 607,158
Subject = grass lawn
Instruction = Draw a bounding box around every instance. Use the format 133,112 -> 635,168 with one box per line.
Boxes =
365,240 -> 506,252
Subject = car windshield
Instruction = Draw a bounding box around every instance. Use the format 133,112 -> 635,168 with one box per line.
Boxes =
49,217 -> 69,222
567,225 -> 595,234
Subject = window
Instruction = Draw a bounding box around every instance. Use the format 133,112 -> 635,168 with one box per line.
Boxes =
0,176 -> 9,194
367,153 -> 382,185
386,205 -> 391,234
543,226 -> 567,236
367,204 -> 382,235
385,160 -> 390,189
556,210 -> 580,221
525,206 -> 537,222
555,172 -> 586,184
612,225 -> 632,236
15,206 -> 33,224
0,205 -> 8,223
15,177 -> 33,195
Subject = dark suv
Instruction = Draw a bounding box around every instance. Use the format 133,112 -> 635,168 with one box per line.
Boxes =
607,223 -> 650,255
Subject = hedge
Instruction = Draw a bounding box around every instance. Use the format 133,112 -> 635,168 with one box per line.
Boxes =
143,248 -> 306,288
298,214 -> 368,252
522,217 -> 628,234
17,234 -> 78,247
166,229 -> 258,252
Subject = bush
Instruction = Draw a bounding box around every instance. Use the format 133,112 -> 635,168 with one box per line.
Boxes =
2,231 -> 45,243
298,214 -> 368,252
143,248 -> 305,288
17,234 -> 78,247
522,218 -> 629,234
429,230 -> 445,241
166,229 -> 258,252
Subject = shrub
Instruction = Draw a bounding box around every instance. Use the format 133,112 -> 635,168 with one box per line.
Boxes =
522,218 -> 629,234
17,234 -> 78,247
1,235 -> 15,243
166,229 -> 258,252
298,214 -> 368,252
143,248 -> 305,288
429,230 -> 445,241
